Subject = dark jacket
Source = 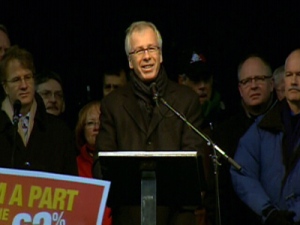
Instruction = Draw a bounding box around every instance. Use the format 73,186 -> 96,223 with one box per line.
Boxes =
96,80 -> 204,151
0,95 -> 78,176
231,99 -> 300,223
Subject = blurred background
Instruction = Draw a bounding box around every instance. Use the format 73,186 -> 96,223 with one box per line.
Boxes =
1,1 -> 300,125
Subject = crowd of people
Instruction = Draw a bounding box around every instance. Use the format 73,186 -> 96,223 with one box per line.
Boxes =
1,20 -> 300,225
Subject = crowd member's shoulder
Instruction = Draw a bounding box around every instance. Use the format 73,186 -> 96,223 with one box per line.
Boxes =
101,83 -> 131,103
167,80 -> 199,99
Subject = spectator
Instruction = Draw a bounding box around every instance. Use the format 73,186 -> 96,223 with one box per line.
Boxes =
102,67 -> 127,97
230,49 -> 300,224
0,24 -> 11,101
75,100 -> 112,225
0,45 -> 77,175
179,51 -> 227,130
35,71 -> 65,116
0,24 -> 10,62
205,54 -> 276,225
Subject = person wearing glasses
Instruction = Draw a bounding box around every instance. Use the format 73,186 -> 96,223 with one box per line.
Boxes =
35,71 -> 65,116
0,45 -> 78,175
230,49 -> 300,224
205,55 -> 276,225
75,100 -> 112,225
95,21 -> 204,225
76,100 -> 101,177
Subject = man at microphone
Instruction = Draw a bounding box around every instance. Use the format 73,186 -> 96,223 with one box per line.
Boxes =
0,45 -> 78,176
95,21 -> 204,225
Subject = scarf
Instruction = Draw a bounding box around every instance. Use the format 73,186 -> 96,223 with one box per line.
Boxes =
130,66 -> 168,125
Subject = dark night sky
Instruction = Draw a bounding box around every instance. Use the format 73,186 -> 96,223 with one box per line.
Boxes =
1,1 -> 300,123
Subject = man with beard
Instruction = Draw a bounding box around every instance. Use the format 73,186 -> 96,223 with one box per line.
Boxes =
95,21 -> 204,225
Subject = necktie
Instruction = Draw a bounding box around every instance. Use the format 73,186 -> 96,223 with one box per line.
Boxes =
21,116 -> 29,141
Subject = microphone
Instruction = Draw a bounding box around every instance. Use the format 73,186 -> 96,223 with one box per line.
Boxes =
150,82 -> 159,102
12,100 -> 21,126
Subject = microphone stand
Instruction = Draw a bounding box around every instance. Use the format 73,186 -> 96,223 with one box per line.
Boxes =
11,114 -> 20,168
157,96 -> 241,225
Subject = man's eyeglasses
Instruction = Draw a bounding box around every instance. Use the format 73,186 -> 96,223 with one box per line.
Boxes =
38,90 -> 64,100
85,121 -> 100,128
4,74 -> 34,85
239,75 -> 272,87
129,46 -> 160,56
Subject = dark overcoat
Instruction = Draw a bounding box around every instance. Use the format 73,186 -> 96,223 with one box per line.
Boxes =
96,80 -> 204,151
0,96 -> 78,175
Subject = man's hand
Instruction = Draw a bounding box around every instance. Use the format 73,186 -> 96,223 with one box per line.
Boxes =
265,210 -> 295,225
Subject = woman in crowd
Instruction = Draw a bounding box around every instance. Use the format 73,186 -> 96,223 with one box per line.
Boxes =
75,100 -> 112,225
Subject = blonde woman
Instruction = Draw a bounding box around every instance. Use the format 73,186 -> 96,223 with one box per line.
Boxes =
75,101 -> 111,225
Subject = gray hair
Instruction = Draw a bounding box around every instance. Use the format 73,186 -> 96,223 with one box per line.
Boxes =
273,65 -> 284,86
124,21 -> 162,56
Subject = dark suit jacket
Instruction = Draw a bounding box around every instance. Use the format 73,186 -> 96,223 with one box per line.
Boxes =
96,80 -> 204,151
0,96 -> 78,176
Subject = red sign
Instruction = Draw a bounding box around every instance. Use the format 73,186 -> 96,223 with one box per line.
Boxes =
0,168 -> 110,225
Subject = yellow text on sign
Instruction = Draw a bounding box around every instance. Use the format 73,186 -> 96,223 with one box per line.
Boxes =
28,186 -> 79,211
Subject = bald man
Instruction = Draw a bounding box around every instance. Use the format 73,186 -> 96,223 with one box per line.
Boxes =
231,49 -> 300,225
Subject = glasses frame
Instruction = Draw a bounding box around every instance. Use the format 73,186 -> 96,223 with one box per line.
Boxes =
129,46 -> 160,56
4,74 -> 34,85
239,75 -> 272,87
85,121 -> 100,129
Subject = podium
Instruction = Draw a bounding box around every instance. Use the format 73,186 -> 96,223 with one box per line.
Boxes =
97,151 -> 205,225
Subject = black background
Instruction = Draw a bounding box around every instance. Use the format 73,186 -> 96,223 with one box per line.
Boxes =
2,1 -> 300,126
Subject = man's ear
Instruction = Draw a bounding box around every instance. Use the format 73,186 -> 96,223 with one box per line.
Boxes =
128,56 -> 133,69
2,82 -> 8,95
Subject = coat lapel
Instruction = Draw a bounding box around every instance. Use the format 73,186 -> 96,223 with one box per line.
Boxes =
122,86 -> 148,135
147,82 -> 175,137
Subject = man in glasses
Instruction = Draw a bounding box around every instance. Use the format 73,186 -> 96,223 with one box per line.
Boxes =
0,45 -> 78,175
36,71 -> 65,116
238,55 -> 275,116
95,21 -> 204,225
35,71 -> 65,116
230,49 -> 300,224
205,55 -> 276,225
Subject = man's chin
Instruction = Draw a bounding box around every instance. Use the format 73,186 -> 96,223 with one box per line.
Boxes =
46,109 -> 60,116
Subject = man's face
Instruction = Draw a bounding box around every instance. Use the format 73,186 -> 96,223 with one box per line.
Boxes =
2,59 -> 35,111
36,79 -> 65,116
128,27 -> 162,82
103,72 -> 127,96
275,80 -> 285,101
0,30 -> 10,61
184,77 -> 213,105
284,51 -> 300,104
238,57 -> 274,107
